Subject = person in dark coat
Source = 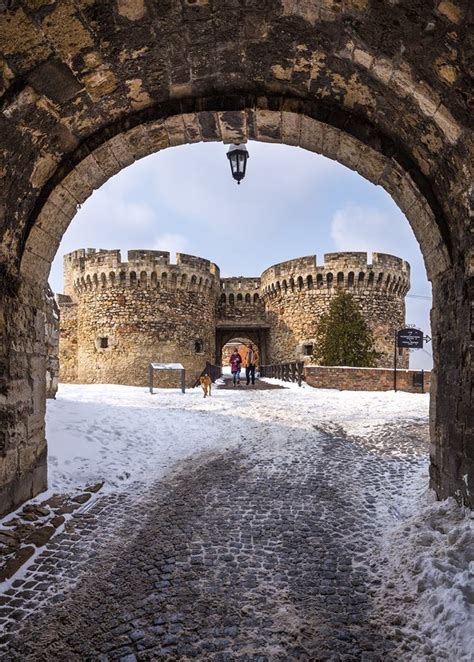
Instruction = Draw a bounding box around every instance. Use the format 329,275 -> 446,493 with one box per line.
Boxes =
245,344 -> 259,386
229,348 -> 243,386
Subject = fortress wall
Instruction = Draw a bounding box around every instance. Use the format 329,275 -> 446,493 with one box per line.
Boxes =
58,249 -> 411,385
60,250 -> 219,387
57,294 -> 78,383
261,253 -> 410,368
218,277 -> 265,323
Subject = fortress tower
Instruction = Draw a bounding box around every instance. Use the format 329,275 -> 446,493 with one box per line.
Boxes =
260,252 -> 410,368
59,249 -> 220,387
57,249 -> 410,387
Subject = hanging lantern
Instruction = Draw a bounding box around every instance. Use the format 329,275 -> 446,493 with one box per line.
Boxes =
226,144 -> 249,185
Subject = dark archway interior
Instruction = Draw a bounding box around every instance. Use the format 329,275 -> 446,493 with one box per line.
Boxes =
0,1 -> 472,514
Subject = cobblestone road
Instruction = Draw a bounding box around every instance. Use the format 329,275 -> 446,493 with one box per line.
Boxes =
0,413 -> 429,661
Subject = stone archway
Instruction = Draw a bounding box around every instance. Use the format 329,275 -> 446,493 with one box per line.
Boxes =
0,1 -> 472,513
218,331 -> 268,371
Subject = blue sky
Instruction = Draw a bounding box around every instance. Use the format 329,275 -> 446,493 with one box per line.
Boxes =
50,141 -> 433,369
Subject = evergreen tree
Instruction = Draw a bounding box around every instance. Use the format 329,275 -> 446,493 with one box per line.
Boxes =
312,290 -> 379,367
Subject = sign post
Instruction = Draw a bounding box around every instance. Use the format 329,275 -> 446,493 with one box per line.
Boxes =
394,328 -> 425,392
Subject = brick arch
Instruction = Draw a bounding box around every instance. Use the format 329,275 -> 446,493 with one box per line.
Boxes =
19,101 -> 450,285
0,2 -> 472,514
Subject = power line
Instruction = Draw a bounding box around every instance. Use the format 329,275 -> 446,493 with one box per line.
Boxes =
407,294 -> 432,300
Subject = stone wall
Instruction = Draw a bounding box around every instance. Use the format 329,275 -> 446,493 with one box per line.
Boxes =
218,278 -> 265,323
305,365 -> 431,393
44,286 -> 59,399
60,250 -> 219,388
261,252 -> 410,368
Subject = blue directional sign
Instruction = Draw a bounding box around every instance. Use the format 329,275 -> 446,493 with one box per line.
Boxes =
397,328 -> 424,349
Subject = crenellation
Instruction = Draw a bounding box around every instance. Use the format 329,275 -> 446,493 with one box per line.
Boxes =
64,249 -> 220,295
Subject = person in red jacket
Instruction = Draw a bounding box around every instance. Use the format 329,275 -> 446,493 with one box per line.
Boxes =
229,349 -> 243,386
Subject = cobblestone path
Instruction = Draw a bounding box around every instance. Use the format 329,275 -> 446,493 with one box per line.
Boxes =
217,377 -> 285,390
0,417 -> 429,661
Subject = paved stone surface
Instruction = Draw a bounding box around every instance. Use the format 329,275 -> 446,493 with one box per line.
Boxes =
0,418 -> 429,660
217,376 -> 286,390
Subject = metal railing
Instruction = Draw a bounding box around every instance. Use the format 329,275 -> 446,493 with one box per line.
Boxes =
194,362 -> 222,387
259,362 -> 305,386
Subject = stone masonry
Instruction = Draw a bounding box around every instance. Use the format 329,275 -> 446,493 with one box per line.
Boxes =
59,249 -> 220,388
261,252 -> 410,368
58,250 -> 410,388
0,1 -> 471,511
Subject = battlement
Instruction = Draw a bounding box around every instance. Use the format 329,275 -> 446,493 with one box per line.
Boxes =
63,249 -> 220,296
218,277 -> 263,311
220,277 -> 261,292
260,252 -> 410,298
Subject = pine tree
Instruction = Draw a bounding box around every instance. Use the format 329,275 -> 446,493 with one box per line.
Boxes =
312,290 -> 379,367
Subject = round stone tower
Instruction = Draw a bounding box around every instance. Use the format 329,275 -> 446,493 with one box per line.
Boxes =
59,249 -> 220,387
260,252 -> 410,368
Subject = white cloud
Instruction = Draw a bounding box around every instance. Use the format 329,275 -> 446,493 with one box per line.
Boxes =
330,204 -> 412,258
153,233 -> 190,261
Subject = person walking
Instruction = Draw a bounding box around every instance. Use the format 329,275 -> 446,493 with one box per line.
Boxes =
245,344 -> 259,386
229,347 -> 243,386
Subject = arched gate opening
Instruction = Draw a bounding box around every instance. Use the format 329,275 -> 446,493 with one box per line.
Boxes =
0,2 -> 471,513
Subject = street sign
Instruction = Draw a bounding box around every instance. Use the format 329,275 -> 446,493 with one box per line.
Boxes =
397,328 -> 424,349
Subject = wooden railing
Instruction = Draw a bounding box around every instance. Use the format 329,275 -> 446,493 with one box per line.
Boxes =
194,362 -> 222,387
259,362 -> 305,386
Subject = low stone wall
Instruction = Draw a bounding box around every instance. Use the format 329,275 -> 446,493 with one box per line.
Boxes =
304,365 -> 430,393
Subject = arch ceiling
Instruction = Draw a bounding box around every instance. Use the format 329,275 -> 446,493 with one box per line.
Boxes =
0,0 -> 471,284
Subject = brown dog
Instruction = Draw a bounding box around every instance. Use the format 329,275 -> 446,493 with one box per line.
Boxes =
200,374 -> 212,398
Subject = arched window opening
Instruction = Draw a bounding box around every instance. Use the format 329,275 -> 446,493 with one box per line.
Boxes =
358,272 -> 365,285
348,272 -> 354,287
181,274 -> 187,288
245,293 -> 251,303
109,271 -> 116,286
316,274 -> 323,289
307,275 -> 313,290
220,293 -> 226,303
253,293 -> 259,303
327,273 -> 333,287
337,272 -> 344,287
229,293 -> 235,305
289,277 -> 295,291
140,271 -> 147,287
237,293 -> 243,303
368,272 -> 375,287
151,272 -> 157,287
93,273 -> 99,288
100,273 -> 107,288
282,280 -> 288,293
297,276 -> 304,291
129,271 -> 137,285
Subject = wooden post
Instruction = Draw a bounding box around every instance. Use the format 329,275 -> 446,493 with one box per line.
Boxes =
149,364 -> 154,394
298,362 -> 304,387
181,369 -> 186,394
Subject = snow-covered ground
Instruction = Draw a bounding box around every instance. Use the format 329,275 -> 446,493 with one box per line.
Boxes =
41,381 -> 472,658
46,381 -> 430,492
